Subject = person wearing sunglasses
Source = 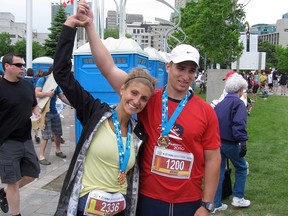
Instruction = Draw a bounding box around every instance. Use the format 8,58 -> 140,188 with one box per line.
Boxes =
0,53 -> 41,216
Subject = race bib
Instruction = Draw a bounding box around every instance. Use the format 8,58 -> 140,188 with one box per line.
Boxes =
151,146 -> 194,179
84,190 -> 126,216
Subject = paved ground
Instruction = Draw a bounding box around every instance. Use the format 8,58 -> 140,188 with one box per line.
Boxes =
0,107 -> 76,216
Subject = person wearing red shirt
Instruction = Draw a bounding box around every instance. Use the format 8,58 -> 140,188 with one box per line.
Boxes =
74,1 -> 221,215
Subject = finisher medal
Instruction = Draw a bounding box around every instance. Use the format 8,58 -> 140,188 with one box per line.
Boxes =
118,172 -> 126,185
157,136 -> 170,148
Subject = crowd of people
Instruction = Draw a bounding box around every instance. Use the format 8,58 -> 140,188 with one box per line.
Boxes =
1,1 -> 288,215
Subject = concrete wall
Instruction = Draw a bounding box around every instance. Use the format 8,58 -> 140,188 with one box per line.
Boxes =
206,69 -> 232,104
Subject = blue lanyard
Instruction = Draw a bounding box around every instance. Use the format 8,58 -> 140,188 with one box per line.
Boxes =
111,109 -> 131,173
161,87 -> 189,136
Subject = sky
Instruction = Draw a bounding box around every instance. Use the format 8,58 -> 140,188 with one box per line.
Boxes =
0,0 -> 288,33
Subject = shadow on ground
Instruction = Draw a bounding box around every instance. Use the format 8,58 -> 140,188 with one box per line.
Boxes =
42,171 -> 66,192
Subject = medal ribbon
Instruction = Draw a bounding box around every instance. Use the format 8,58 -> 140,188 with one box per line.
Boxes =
111,109 -> 132,174
161,87 -> 189,136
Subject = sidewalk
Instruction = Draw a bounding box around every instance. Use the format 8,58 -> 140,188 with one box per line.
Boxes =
0,107 -> 76,216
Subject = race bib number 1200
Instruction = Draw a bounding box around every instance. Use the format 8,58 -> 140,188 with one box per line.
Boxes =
151,146 -> 194,179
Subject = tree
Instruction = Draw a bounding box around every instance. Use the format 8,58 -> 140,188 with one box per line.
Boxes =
13,39 -> 46,60
104,29 -> 131,39
258,41 -> 278,69
276,46 -> 288,74
104,29 -> 119,39
44,5 -> 67,57
13,40 -> 26,58
0,32 -> 13,57
179,0 -> 245,69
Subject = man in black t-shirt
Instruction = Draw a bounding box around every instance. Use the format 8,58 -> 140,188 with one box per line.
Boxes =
0,53 -> 41,216
272,70 -> 279,93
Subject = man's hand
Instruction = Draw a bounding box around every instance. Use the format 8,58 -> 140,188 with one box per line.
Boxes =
46,89 -> 55,98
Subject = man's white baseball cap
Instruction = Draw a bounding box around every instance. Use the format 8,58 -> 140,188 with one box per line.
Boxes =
168,44 -> 200,66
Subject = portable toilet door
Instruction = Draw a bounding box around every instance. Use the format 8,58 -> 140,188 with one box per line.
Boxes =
73,37 -> 149,143
0,56 -> 3,74
158,51 -> 170,86
144,47 -> 167,88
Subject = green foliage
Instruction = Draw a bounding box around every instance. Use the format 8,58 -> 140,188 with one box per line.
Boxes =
179,0 -> 245,68
0,32 -> 13,57
258,41 -> 278,69
12,39 -> 46,60
104,29 -> 119,39
33,41 -> 46,58
13,40 -> 26,57
275,46 -> 288,74
44,5 -> 67,57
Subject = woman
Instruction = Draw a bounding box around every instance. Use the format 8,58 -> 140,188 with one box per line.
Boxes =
213,73 -> 250,213
52,12 -> 157,216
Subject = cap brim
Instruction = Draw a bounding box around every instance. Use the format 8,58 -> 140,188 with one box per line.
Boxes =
171,57 -> 199,67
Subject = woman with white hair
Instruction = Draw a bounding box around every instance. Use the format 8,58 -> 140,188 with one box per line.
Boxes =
212,73 -> 251,213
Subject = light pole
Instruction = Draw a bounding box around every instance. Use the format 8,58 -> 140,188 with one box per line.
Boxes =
113,0 -> 127,38
155,17 -> 187,47
155,0 -> 181,52
26,0 -> 32,69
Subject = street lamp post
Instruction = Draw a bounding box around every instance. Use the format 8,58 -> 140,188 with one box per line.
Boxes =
113,0 -> 127,38
155,0 -> 181,52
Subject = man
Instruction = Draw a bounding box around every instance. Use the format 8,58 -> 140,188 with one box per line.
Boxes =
75,2 -> 221,215
35,67 -> 70,165
0,53 -> 41,216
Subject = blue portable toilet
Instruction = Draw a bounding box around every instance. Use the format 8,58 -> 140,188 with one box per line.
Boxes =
158,51 -> 170,86
0,56 -> 3,74
73,37 -> 149,143
144,47 -> 167,88
32,56 -> 54,74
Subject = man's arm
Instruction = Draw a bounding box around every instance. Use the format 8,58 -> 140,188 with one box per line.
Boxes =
203,149 -> 221,202
76,0 -> 128,94
58,92 -> 71,106
195,149 -> 221,216
35,87 -> 54,98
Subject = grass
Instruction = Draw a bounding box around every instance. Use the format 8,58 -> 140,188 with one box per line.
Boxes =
196,89 -> 288,216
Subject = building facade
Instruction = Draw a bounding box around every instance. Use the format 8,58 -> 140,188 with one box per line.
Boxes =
0,12 -> 27,45
257,17 -> 288,47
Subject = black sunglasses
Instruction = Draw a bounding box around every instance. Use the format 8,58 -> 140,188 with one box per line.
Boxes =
11,63 -> 25,68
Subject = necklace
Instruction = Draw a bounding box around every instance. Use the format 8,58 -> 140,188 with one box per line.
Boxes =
111,109 -> 132,185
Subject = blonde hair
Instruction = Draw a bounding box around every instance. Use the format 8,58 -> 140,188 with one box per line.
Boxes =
35,68 -> 45,77
124,68 -> 157,93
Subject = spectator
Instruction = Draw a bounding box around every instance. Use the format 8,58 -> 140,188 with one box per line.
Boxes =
259,71 -> 267,91
24,68 -> 41,143
213,73 -> 250,213
267,71 -> 273,93
0,53 -> 41,216
272,69 -> 279,94
35,67 -> 70,165
251,77 -> 259,102
278,72 -> 288,96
